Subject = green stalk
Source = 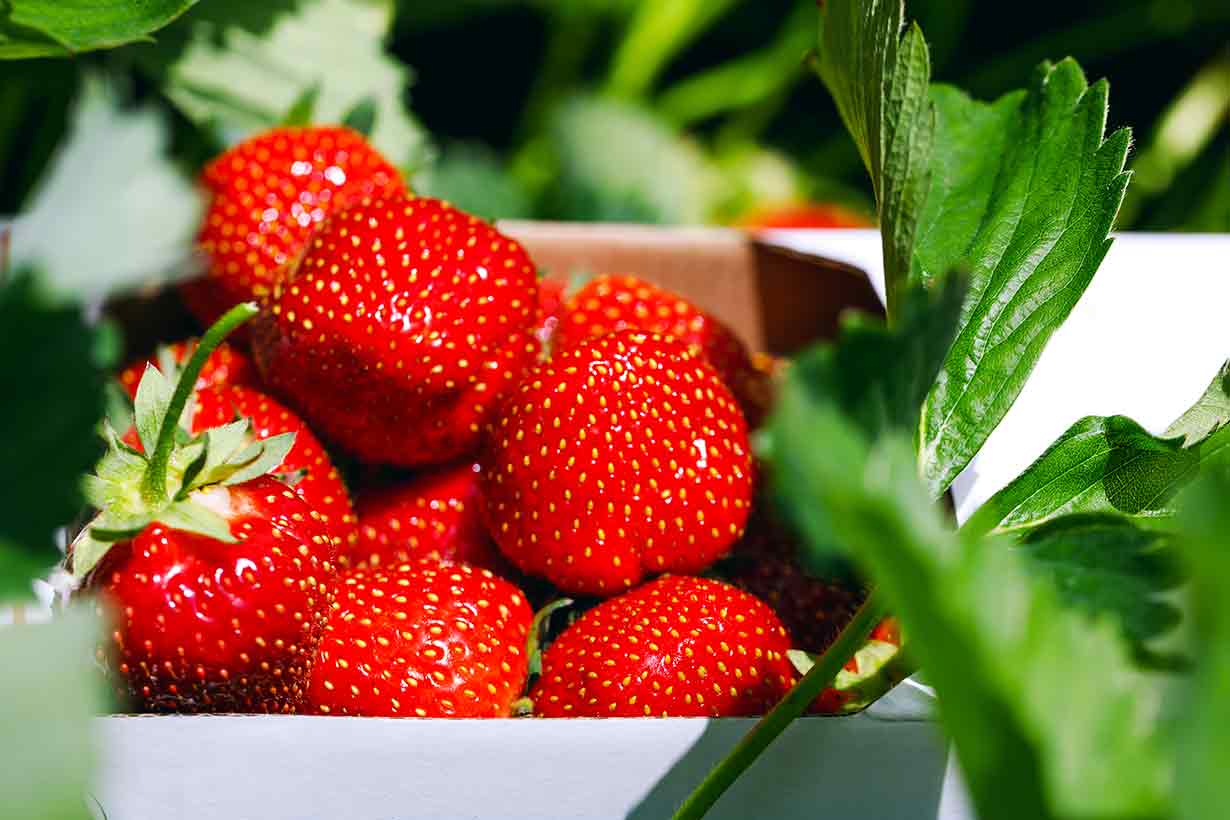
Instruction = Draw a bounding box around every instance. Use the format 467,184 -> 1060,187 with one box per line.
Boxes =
672,590 -> 885,820
140,301 -> 258,504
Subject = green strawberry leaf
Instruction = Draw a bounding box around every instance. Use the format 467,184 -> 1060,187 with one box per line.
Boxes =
0,271 -> 105,600
813,1 -> 1132,499
341,96 -> 378,137
770,395 -> 1172,818
7,75 -> 202,301
1018,513 -> 1185,658
1164,360 -> 1230,446
0,609 -> 105,819
161,0 -> 430,171
281,83 -> 320,127
1175,466 -> 1230,819
813,0 -> 932,319
917,65 -> 1132,497
0,0 -> 198,59
965,361 -> 1230,536
133,364 -> 174,459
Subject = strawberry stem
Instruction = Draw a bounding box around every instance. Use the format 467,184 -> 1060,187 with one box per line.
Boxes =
671,590 -> 885,820
141,302 -> 259,504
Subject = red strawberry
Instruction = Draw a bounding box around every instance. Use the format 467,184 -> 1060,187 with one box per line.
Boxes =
117,338 -> 259,401
252,194 -> 540,467
554,275 -> 768,424
480,330 -> 754,596
533,277 -> 567,350
736,201 -> 874,229
531,575 -> 795,717
184,126 -> 403,329
87,477 -> 336,712
192,385 -> 357,554
306,560 -> 532,717
354,461 -> 508,573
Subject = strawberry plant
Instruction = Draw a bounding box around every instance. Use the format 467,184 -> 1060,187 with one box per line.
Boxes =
675,2 -> 1230,818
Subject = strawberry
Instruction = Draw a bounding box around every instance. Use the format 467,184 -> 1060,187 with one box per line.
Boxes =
192,385 -> 357,555
533,277 -> 567,350
354,461 -> 508,574
480,330 -> 754,596
736,201 -> 873,229
306,560 -> 532,717
530,575 -> 795,717
252,194 -> 540,467
183,126 -> 403,329
117,338 -> 258,401
74,304 -> 338,713
554,275 -> 768,424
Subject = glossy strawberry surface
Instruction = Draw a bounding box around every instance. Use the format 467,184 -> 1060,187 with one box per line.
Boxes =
354,461 -> 507,573
555,275 -> 766,423
89,476 -> 337,713
307,560 -> 532,717
252,194 -> 540,467
531,575 -> 796,717
481,330 -> 754,596
184,126 -> 403,328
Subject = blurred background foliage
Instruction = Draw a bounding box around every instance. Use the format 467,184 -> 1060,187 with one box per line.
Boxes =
1,0 -> 1227,231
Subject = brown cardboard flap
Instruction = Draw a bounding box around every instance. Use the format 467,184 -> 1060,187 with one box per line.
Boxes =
500,221 -> 880,354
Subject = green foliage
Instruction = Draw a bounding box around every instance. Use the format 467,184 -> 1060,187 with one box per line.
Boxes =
546,96 -> 723,223
967,362 -> 1230,535
1018,514 -> 1185,655
159,0 -> 429,169
7,76 -> 201,302
916,64 -> 1131,496
0,272 -> 106,601
769,294 -> 1174,819
0,0 -> 198,58
415,142 -> 533,221
0,609 -> 105,819
1175,467 -> 1230,820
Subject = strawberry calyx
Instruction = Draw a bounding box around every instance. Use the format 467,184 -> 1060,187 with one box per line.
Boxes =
72,302 -> 296,580
787,620 -> 912,714
526,597 -> 575,679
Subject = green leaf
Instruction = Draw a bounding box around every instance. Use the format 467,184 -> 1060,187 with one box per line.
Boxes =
133,364 -> 174,459
769,402 -> 1173,818
1018,513 -> 1185,656
1175,467 -> 1230,820
219,431 -> 296,487
0,0 -> 198,58
0,272 -> 104,600
8,75 -> 201,301
1164,360 -> 1230,447
547,95 -> 723,224
916,62 -> 1132,496
162,0 -> 429,171
341,95 -> 377,137
966,362 -> 1230,536
0,609 -> 105,819
414,141 -> 533,221
605,0 -> 739,100
813,0 -> 933,318
158,496 -> 237,544
281,83 -> 320,127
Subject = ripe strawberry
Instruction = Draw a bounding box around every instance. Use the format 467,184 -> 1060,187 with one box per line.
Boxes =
533,277 -> 567,350
736,201 -> 873,229
75,305 -> 337,713
481,330 -> 754,596
88,477 -> 336,712
307,560 -> 532,717
183,126 -> 403,329
554,275 -> 768,424
252,194 -> 540,467
531,575 -> 795,717
192,385 -> 357,553
117,338 -> 259,401
354,461 -> 508,573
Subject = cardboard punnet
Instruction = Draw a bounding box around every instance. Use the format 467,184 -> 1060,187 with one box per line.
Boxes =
90,223 -> 955,820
